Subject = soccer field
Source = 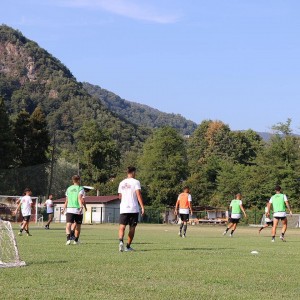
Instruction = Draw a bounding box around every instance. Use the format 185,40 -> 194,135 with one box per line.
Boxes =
1,224 -> 300,300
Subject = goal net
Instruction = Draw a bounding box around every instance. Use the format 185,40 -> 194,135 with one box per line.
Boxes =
261,214 -> 300,228
287,214 -> 300,228
0,219 -> 26,268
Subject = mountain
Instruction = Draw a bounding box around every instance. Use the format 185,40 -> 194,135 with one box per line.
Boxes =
83,82 -> 197,135
0,25 -> 150,152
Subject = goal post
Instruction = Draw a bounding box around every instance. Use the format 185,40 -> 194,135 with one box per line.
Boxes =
0,219 -> 26,268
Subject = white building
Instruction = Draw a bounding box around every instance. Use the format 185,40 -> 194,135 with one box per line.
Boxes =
53,195 -> 120,224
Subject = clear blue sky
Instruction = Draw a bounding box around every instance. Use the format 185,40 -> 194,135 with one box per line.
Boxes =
1,0 -> 300,132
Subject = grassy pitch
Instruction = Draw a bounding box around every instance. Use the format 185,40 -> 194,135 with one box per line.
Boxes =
1,224 -> 300,299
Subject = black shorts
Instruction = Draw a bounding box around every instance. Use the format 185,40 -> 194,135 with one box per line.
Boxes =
119,213 -> 139,227
274,216 -> 287,221
266,221 -> 274,226
229,218 -> 240,224
23,215 -> 31,222
66,213 -> 83,224
180,214 -> 189,222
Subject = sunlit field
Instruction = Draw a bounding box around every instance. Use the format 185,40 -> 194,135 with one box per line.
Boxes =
1,223 -> 300,300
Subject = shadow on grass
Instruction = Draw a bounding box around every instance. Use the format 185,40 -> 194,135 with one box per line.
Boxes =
139,247 -> 234,252
31,228 -> 65,231
86,241 -> 155,245
26,260 -> 68,266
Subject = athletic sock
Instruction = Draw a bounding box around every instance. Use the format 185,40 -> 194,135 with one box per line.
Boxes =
272,236 -> 275,240
19,229 -> 23,233
281,233 -> 285,237
126,243 -> 130,249
119,238 -> 124,243
66,234 -> 71,241
230,230 -> 234,235
179,223 -> 184,231
225,228 -> 229,232
70,230 -> 75,237
259,227 -> 263,232
183,225 -> 187,235
74,237 -> 79,242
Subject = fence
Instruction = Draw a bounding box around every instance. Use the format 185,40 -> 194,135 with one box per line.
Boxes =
0,160 -> 77,197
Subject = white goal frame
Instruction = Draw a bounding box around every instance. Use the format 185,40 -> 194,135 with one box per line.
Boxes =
0,219 -> 26,268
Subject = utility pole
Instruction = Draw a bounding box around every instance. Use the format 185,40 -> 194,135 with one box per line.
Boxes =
48,131 -> 56,196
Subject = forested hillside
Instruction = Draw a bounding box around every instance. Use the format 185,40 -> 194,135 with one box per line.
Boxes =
0,25 -> 150,153
0,24 -> 150,195
83,82 -> 197,135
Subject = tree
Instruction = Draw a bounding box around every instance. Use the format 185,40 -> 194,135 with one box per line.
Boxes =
75,120 -> 120,187
271,118 -> 292,136
14,107 -> 50,167
138,127 -> 188,206
29,106 -> 50,164
0,97 -> 16,168
251,131 -> 300,208
10,107 -> 50,195
14,109 -> 32,167
187,120 -> 233,204
230,130 -> 263,165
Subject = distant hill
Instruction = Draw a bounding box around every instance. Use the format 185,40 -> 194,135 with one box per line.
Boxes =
0,25 -> 150,151
256,132 -> 300,141
83,82 -> 197,135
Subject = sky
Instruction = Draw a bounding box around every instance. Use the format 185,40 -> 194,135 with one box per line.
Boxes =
1,0 -> 300,133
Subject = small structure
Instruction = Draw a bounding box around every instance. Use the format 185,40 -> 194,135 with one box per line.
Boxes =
53,195 -> 120,224
165,205 -> 228,225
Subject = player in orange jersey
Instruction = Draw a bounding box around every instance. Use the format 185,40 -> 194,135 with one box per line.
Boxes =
174,186 -> 193,238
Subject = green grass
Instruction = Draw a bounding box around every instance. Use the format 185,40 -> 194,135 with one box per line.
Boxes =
1,223 -> 300,300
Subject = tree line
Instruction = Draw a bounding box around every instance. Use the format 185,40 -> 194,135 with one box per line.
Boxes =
1,94 -> 300,210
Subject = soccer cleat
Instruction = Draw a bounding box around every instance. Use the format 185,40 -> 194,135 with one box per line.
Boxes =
125,247 -> 134,252
27,233 -> 32,236
223,231 -> 227,236
66,240 -> 71,245
73,240 -> 79,245
178,231 -> 182,237
271,239 -> 275,243
229,234 -> 233,237
182,234 -> 186,238
280,235 -> 286,242
119,242 -> 124,252
18,232 -> 22,236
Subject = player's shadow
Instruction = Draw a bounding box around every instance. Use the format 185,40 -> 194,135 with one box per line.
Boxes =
28,260 -> 68,266
140,247 -> 233,252
87,241 -> 155,245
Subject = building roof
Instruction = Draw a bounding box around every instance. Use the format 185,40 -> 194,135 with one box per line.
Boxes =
53,195 -> 120,204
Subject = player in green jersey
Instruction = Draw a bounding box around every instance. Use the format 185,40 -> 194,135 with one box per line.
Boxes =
62,175 -> 85,245
267,186 -> 292,242
223,193 -> 247,237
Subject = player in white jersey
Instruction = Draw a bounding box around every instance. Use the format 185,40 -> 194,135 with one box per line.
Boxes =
14,188 -> 33,236
44,194 -> 54,229
118,166 -> 145,252
259,199 -> 273,233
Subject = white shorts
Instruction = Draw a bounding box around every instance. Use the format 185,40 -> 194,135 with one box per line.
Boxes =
231,213 -> 241,219
273,212 -> 286,218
